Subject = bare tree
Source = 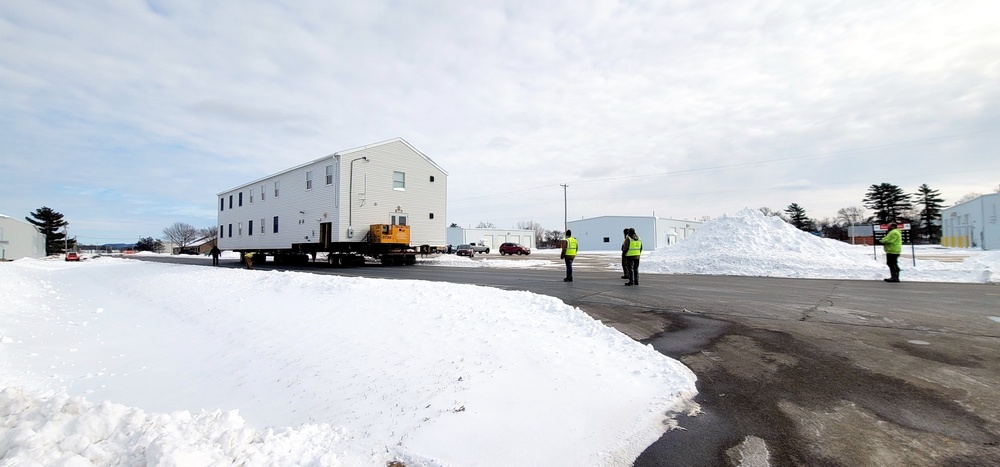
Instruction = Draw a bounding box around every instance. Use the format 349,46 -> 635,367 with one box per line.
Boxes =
199,226 -> 219,247
954,192 -> 980,206
476,221 -> 496,228
836,206 -> 868,226
516,220 -> 543,247
837,206 -> 868,244
163,222 -> 199,253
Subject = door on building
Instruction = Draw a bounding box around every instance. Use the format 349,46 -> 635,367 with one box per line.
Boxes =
319,222 -> 332,247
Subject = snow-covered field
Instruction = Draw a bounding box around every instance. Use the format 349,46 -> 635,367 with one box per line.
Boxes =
2,209 -> 996,466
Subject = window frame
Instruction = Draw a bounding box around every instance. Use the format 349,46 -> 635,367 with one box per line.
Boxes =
393,171 -> 405,191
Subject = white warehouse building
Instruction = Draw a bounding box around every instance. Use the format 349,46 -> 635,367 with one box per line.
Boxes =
567,215 -> 702,252
941,192 -> 1000,250
0,214 -> 46,260
446,227 -> 536,251
217,138 -> 448,253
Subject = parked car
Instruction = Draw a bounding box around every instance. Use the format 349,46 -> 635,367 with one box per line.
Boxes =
499,243 -> 530,255
455,244 -> 475,257
64,252 -> 80,261
470,243 -> 490,254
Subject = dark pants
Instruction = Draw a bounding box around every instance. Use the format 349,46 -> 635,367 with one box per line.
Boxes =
886,253 -> 900,280
626,256 -> 640,284
564,257 -> 574,279
622,255 -> 628,277
212,255 -> 219,266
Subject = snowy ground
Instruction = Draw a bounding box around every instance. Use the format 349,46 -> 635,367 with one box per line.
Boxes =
2,209 -> 996,466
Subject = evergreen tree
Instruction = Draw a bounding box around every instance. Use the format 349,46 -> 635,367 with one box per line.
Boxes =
784,203 -> 812,231
913,184 -> 945,243
862,183 -> 912,223
25,206 -> 73,255
135,237 -> 163,252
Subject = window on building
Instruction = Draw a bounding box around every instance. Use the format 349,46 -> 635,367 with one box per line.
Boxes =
261,218 -> 265,234
306,171 -> 313,190
326,165 -> 334,185
273,216 -> 279,233
274,181 -> 280,198
238,222 -> 242,236
228,224 -> 232,237
220,198 -> 224,211
261,185 -> 266,201
229,195 -> 233,209
248,220 -> 253,236
429,213 -> 434,219
393,171 -> 405,190
219,225 -> 223,238
239,192 -> 243,206
603,237 -> 610,243
430,175 -> 435,182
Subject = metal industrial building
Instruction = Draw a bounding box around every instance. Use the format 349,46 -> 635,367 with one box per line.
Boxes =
941,193 -> 999,250
446,227 -> 536,251
567,215 -> 701,251
0,214 -> 46,260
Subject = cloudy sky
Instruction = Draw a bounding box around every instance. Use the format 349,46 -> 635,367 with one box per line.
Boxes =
2,0 -> 998,244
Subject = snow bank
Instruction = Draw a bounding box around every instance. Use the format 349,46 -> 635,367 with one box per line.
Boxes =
0,258 -> 697,466
643,208 -> 994,282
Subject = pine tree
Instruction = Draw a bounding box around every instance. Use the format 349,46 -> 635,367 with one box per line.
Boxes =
25,206 -> 73,255
863,183 -> 912,223
784,203 -> 812,231
913,184 -> 944,244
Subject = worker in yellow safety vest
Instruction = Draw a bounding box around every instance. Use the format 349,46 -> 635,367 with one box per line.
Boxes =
561,230 -> 578,282
623,228 -> 642,286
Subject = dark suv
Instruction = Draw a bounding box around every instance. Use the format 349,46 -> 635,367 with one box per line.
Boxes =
499,243 -> 530,255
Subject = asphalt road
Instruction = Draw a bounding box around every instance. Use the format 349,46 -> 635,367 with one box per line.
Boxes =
133,254 -> 1000,466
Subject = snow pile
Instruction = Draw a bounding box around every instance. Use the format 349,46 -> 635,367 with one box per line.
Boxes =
0,258 -> 697,466
643,208 -> 994,282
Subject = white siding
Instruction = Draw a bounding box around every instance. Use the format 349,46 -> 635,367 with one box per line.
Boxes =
446,227 -> 537,248
0,215 -> 46,260
568,216 -> 702,251
337,140 -> 447,247
217,138 -> 447,251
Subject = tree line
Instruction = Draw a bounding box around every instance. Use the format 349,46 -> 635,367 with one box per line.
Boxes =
765,182 -> 953,244
24,206 -> 217,256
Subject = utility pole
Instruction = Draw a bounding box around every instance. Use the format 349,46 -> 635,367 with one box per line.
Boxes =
560,183 -> 568,232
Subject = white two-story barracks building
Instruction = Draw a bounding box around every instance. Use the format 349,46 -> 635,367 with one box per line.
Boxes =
217,138 -> 448,253
0,214 -> 46,260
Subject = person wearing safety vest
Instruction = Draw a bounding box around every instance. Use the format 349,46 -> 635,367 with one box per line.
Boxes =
561,230 -> 578,282
880,223 -> 902,282
623,227 -> 642,286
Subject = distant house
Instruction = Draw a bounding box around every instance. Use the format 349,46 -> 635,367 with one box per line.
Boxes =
567,215 -> 701,251
446,227 -> 536,250
941,193 -> 1000,250
171,236 -> 215,255
0,214 -> 46,260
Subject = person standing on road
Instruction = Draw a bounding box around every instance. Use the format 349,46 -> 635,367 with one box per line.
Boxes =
621,228 -> 630,279
561,230 -> 578,282
880,223 -> 902,282
623,228 -> 642,286
210,245 -> 221,266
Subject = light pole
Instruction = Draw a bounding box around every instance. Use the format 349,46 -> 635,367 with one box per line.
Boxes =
560,183 -> 568,232
348,156 -> 369,238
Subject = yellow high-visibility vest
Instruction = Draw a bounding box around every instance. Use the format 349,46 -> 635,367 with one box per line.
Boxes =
565,237 -> 578,256
626,238 -> 642,256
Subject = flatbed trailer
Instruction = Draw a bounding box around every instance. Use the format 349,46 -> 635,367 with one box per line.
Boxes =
236,224 -> 417,267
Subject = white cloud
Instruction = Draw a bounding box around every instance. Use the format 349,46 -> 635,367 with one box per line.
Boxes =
1,0 -> 998,241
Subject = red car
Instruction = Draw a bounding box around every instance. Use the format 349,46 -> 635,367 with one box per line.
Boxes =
455,244 -> 475,257
499,243 -> 531,255
65,252 -> 81,261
